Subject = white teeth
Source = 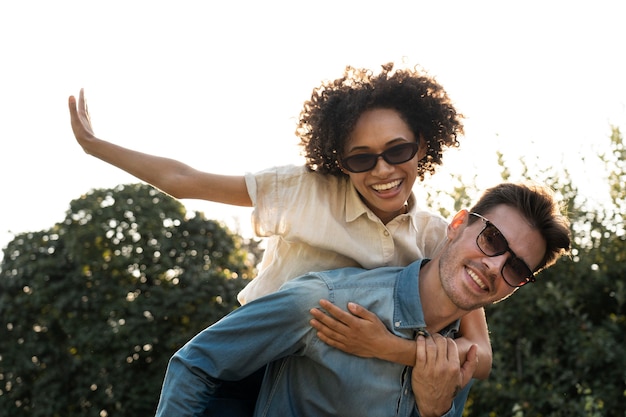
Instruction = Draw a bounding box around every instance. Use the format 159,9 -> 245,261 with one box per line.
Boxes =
372,179 -> 401,191
467,268 -> 487,290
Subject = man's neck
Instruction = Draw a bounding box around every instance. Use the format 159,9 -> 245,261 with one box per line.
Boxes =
419,259 -> 467,333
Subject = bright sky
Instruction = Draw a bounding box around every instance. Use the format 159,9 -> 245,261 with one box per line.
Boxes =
1,1 -> 625,258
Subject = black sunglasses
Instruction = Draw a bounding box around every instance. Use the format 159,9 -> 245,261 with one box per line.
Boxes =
469,212 -> 535,288
341,142 -> 419,173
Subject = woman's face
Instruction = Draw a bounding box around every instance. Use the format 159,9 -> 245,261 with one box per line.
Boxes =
341,108 -> 426,224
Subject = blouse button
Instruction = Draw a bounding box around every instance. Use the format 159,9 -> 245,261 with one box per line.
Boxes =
383,230 -> 390,236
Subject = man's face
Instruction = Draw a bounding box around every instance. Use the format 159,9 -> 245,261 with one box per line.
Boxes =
438,205 -> 547,310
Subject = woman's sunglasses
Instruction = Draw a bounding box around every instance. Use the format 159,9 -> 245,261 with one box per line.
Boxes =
469,212 -> 535,288
340,142 -> 419,173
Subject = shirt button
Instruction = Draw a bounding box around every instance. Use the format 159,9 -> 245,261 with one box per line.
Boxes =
383,230 -> 390,236
394,321 -> 401,327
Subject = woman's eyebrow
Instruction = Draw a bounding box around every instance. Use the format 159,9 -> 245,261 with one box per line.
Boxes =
344,137 -> 412,153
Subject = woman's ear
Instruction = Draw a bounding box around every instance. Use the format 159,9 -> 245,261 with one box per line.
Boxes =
447,209 -> 469,239
336,159 -> 348,175
416,134 -> 428,161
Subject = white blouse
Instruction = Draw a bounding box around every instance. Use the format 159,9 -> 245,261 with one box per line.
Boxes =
237,165 -> 448,304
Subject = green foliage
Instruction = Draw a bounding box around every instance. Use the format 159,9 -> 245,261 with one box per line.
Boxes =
463,127 -> 626,416
2,127 -> 626,416
0,184 -> 257,417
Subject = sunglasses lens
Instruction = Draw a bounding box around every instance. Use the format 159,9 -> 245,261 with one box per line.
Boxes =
342,154 -> 378,173
504,258 -> 533,287
478,224 -> 508,255
384,143 -> 419,164
342,143 -> 418,173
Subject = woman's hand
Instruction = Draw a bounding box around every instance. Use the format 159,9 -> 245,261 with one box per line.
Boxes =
68,88 -> 97,151
310,299 -> 395,359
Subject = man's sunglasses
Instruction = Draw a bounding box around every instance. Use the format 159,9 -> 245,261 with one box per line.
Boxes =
469,212 -> 535,288
340,142 -> 419,173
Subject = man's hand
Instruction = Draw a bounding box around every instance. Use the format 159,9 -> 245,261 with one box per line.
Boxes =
309,299 -> 392,358
412,334 -> 478,417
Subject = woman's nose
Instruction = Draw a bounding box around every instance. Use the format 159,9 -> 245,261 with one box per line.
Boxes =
370,156 -> 394,176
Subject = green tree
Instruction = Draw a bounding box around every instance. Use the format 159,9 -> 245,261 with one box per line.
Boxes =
463,127 -> 626,416
3,128 -> 626,416
0,184 -> 257,417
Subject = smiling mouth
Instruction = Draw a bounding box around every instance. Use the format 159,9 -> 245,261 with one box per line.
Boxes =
371,179 -> 402,192
466,267 -> 488,290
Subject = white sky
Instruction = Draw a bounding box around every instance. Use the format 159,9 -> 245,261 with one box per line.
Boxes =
1,1 -> 625,258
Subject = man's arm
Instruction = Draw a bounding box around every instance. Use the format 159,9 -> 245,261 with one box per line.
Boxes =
155,281 -> 321,416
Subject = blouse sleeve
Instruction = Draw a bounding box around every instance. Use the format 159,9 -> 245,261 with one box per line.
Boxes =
244,165 -> 337,238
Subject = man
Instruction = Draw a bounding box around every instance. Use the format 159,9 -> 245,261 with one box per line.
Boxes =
155,182 -> 571,417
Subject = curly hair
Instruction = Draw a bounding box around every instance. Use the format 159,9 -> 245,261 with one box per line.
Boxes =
296,62 -> 464,179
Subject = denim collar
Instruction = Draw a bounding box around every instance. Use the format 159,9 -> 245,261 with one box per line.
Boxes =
393,259 -> 460,336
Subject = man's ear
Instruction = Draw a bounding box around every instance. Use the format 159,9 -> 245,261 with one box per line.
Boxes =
447,209 -> 469,239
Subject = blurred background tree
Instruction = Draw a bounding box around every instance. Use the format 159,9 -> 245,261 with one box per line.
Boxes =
464,126 -> 626,416
0,184 -> 259,417
1,128 -> 625,416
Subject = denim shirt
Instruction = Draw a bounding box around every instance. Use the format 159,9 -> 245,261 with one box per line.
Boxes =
156,259 -> 469,417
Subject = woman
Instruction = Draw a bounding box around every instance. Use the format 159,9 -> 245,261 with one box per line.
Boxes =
68,62 -> 491,414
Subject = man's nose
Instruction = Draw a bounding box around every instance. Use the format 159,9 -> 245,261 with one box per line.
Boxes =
483,251 -> 511,279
